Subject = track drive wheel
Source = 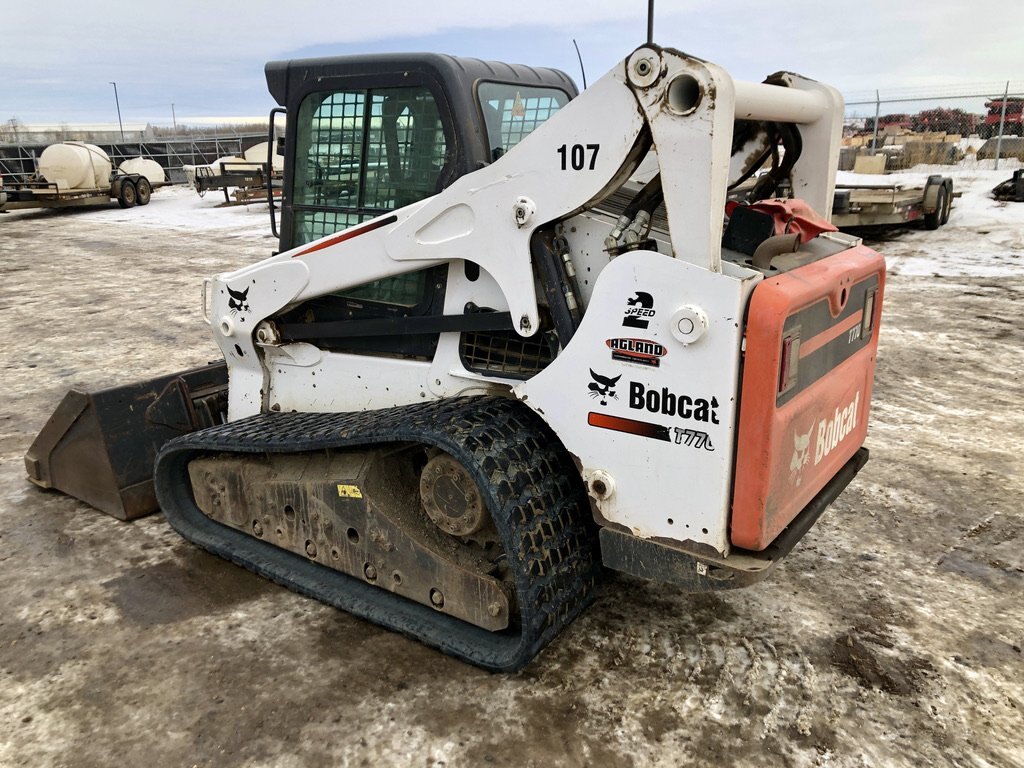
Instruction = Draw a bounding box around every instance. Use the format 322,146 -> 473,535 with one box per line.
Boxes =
118,179 -> 137,209
136,177 -> 152,206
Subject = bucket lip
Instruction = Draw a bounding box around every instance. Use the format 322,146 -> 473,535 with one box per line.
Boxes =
23,361 -> 228,521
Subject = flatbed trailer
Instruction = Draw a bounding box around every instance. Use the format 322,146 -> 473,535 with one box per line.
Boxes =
194,161 -> 273,204
832,174 -> 953,230
0,173 -> 158,212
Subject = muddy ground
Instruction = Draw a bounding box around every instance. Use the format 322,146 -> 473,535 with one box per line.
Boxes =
0,190 -> 1021,767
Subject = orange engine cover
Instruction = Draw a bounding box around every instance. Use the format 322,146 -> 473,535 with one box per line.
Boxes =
731,244 -> 885,551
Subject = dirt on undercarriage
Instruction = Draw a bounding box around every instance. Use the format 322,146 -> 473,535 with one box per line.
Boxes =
0,181 -> 1021,767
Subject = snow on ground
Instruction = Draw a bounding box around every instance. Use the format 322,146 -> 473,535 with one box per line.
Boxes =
102,186 -> 277,240
7,157 -> 1022,269
3,184 -> 277,241
1,162 -> 1022,768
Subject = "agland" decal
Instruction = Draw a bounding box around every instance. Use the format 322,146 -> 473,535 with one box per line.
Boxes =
606,338 -> 667,367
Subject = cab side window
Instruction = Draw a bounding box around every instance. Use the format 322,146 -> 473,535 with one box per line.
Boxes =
478,83 -> 569,161
292,86 -> 448,306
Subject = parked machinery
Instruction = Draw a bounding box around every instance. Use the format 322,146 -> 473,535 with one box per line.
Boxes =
1,141 -> 153,211
28,45 -> 884,671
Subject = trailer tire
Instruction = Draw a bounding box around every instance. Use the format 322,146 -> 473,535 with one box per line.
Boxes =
136,178 -> 152,206
940,180 -> 952,225
924,184 -> 947,230
118,180 -> 137,209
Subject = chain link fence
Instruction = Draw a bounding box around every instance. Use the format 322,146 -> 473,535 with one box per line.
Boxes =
842,82 -> 1024,172
6,86 -> 1024,187
0,133 -> 267,185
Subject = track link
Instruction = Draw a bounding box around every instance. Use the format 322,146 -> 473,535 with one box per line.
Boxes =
154,396 -> 600,671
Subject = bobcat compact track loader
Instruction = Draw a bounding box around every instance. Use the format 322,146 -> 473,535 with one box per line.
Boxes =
26,44 -> 884,671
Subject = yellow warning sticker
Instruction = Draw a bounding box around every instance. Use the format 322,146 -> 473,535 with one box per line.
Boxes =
337,484 -> 363,499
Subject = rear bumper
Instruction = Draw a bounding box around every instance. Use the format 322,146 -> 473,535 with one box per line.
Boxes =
599,447 -> 868,591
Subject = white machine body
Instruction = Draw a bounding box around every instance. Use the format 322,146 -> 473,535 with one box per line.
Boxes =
202,45 -> 846,557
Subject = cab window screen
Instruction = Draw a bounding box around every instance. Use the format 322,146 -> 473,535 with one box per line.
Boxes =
478,83 -> 569,161
292,86 -> 447,305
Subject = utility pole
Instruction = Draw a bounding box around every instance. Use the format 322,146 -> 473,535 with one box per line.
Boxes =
172,103 -> 178,133
109,81 -> 124,140
994,81 -> 1009,171
871,90 -> 880,152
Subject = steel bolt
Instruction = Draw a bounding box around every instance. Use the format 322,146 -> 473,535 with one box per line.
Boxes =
488,602 -> 502,617
364,563 -> 377,581
430,589 -> 445,608
252,520 -> 263,537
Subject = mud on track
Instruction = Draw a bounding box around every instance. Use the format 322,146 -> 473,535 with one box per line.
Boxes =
0,189 -> 1021,767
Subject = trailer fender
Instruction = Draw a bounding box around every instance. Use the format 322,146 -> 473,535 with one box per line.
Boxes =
922,175 -> 945,213
923,176 -> 952,230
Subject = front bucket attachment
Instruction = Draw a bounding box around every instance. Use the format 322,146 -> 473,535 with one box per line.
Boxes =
25,362 -> 227,520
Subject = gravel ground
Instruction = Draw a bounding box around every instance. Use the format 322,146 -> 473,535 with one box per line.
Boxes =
0,180 -> 1021,767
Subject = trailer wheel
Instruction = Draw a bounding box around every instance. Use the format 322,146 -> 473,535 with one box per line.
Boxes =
136,178 -> 152,206
118,180 -> 137,209
924,184 -> 947,230
940,181 -> 952,225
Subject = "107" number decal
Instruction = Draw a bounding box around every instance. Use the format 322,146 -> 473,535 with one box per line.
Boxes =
557,143 -> 600,170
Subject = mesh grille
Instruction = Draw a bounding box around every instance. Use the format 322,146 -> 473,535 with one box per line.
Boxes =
291,86 -> 447,305
294,209 -> 367,243
460,329 -> 558,379
498,94 -> 562,148
478,83 -> 569,159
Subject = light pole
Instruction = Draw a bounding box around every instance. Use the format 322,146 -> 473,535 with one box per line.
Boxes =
109,81 -> 124,140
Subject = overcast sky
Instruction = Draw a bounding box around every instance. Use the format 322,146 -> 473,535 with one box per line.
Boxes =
3,0 -> 1022,126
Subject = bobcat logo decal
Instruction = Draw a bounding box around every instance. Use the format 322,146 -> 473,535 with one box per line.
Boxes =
789,426 -> 812,485
227,285 -> 250,314
588,370 -> 621,407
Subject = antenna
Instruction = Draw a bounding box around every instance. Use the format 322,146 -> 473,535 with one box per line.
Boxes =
572,39 -> 588,90
647,0 -> 655,44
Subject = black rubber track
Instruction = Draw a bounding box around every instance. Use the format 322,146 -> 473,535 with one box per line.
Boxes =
154,396 -> 601,672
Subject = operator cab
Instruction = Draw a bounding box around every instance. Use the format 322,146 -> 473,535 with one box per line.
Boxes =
263,53 -> 576,359
265,53 -> 576,251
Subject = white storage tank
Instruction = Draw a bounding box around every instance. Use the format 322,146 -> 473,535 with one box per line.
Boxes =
119,157 -> 166,184
242,142 -> 284,173
38,143 -> 112,191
